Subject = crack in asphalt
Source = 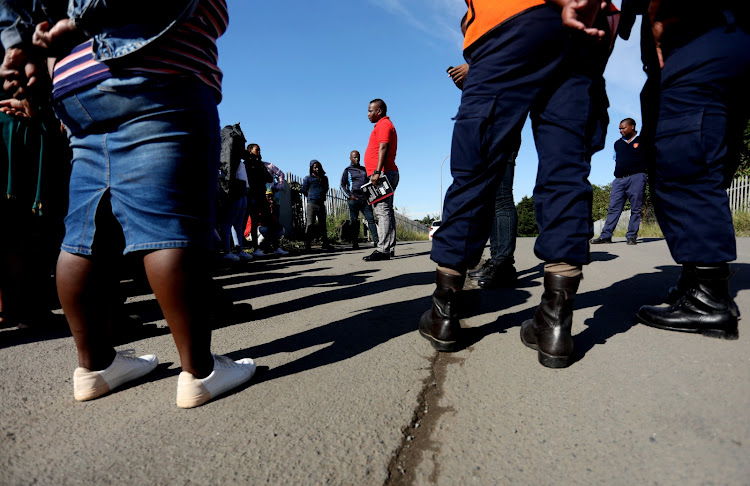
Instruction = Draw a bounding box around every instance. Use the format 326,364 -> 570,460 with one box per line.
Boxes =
383,352 -> 461,486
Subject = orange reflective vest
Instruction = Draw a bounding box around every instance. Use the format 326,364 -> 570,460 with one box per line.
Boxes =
463,0 -> 546,52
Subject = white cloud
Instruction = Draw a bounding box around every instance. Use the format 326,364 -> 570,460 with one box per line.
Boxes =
367,0 -> 466,47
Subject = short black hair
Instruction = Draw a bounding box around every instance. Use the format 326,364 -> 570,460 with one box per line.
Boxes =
247,143 -> 259,151
370,98 -> 387,115
620,118 -> 636,128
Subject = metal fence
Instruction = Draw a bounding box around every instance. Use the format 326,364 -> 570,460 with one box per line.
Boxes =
287,172 -> 429,235
728,175 -> 750,213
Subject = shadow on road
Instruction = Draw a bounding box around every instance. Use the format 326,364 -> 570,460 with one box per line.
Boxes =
228,270 -> 434,383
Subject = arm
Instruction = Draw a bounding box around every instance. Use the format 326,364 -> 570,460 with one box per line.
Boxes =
264,162 -> 285,190
301,176 -> 310,196
370,142 -> 389,186
340,168 -> 353,199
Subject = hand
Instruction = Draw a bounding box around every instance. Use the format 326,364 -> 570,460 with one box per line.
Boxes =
561,0 -> 607,38
447,63 -> 469,90
1,47 -> 42,99
370,173 -> 380,187
0,98 -> 35,118
33,19 -> 78,54
648,0 -> 679,69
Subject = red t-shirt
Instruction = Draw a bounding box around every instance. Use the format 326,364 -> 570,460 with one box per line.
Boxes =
365,116 -> 398,175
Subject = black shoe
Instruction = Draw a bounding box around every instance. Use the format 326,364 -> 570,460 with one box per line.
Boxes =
468,260 -> 517,288
353,242 -> 359,250
390,250 -> 395,257
590,237 -> 612,244
363,250 -> 390,261
637,264 -> 739,339
419,270 -> 464,352
627,238 -> 637,245
520,273 -> 580,368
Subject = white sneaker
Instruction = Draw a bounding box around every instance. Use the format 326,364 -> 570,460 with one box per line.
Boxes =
274,248 -> 289,256
236,251 -> 254,261
252,249 -> 265,257
222,252 -> 240,262
73,350 -> 158,401
175,354 -> 256,408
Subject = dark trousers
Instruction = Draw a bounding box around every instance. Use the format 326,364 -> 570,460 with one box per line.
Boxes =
489,160 -> 517,265
247,194 -> 271,250
650,21 -> 750,264
347,198 -> 378,245
599,173 -> 646,239
305,201 -> 328,245
432,6 -> 607,269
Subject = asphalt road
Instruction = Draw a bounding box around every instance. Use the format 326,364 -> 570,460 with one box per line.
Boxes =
1,238 -> 748,485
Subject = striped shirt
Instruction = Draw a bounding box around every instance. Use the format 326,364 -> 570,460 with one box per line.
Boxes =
53,0 -> 228,102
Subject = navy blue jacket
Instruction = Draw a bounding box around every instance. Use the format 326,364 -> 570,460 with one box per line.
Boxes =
340,164 -> 369,201
301,161 -> 329,203
614,135 -> 647,177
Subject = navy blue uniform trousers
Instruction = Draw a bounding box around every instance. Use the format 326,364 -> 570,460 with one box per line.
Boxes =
432,6 -> 608,269
599,173 -> 646,240
651,20 -> 750,264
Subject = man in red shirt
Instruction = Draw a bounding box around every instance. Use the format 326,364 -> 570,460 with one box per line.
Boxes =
363,98 -> 399,261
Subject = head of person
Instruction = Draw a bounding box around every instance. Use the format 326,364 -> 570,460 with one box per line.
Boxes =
248,143 -> 261,158
367,99 -> 387,124
310,159 -> 325,176
265,190 -> 274,203
350,150 -> 360,167
619,118 -> 637,139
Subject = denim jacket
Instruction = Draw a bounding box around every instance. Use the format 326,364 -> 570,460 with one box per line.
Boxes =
1,0 -> 198,62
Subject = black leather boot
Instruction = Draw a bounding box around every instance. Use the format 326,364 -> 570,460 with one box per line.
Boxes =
638,264 -> 739,340
667,265 -> 739,317
520,273 -> 580,368
468,260 -> 517,288
418,270 -> 464,352
666,264 -> 696,305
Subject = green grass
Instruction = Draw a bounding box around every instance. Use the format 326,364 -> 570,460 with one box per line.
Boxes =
612,212 -> 750,238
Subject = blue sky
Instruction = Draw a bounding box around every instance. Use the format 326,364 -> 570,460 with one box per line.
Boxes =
217,0 -> 646,221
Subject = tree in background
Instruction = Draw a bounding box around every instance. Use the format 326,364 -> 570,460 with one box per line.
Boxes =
737,119 -> 750,177
516,196 -> 539,237
415,213 -> 441,226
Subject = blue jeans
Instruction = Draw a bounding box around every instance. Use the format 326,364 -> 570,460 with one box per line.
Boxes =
599,173 -> 645,239
220,195 -> 247,252
54,76 -> 219,255
489,161 -> 517,265
347,198 -> 378,245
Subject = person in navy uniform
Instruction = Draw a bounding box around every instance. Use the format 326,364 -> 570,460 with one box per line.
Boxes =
419,0 -> 619,368
625,0 -> 750,339
591,117 -> 648,245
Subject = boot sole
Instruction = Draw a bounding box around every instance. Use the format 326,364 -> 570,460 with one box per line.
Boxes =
636,311 -> 739,340
419,329 -> 459,352
520,325 -> 574,368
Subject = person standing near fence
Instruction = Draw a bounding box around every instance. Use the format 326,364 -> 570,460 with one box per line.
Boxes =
245,143 -> 273,257
590,117 -> 647,246
363,98 -> 399,262
340,150 -> 378,250
301,159 -> 332,251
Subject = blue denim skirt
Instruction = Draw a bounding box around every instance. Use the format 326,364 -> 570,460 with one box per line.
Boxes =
54,76 -> 219,255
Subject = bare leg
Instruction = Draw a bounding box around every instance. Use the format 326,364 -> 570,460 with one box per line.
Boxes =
143,248 -> 214,378
56,251 -> 116,370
